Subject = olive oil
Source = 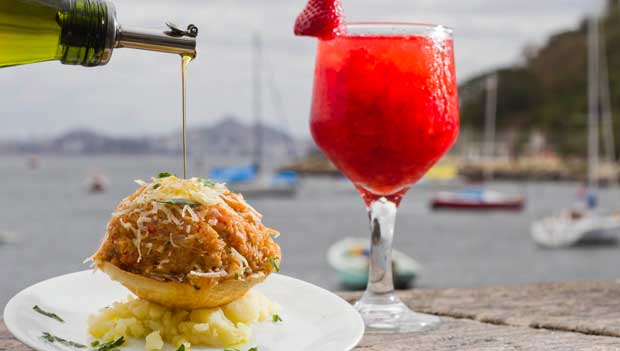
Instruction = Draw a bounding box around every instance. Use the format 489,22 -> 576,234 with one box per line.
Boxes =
181,54 -> 193,179
0,0 -> 113,67
0,0 -> 61,67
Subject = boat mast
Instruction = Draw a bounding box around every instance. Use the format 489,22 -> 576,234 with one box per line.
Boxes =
264,59 -> 298,161
482,73 -> 498,181
599,22 -> 616,163
587,17 -> 601,190
484,73 -> 498,160
252,34 -> 263,173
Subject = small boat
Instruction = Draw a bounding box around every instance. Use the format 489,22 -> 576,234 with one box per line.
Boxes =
431,189 -> 525,211
27,155 -> 40,170
0,231 -> 17,245
209,164 -> 258,185
85,173 -> 109,194
531,210 -> 620,248
232,170 -> 299,198
327,238 -> 421,290
209,165 -> 299,198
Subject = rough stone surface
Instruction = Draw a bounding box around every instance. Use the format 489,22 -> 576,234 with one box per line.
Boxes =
357,318 -> 620,351
5,281 -> 620,350
341,280 -> 620,337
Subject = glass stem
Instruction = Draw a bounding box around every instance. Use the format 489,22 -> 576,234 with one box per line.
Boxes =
355,195 -> 440,332
364,197 -> 398,302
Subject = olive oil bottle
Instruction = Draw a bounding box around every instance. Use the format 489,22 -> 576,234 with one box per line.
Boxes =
0,0 -> 198,68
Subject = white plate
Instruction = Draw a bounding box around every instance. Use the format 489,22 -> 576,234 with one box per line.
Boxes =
4,271 -> 364,351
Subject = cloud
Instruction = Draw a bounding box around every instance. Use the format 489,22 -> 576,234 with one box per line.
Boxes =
0,0 -> 603,139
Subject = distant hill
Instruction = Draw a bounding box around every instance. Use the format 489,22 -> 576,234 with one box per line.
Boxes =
185,116 -> 296,158
1,116 -> 297,158
459,0 -> 620,157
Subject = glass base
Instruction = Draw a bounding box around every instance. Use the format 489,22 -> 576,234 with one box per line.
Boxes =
354,299 -> 440,333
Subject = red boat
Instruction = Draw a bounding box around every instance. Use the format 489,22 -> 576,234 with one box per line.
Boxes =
431,189 -> 525,211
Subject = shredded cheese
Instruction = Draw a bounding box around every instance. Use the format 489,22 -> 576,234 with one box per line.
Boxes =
134,214 -> 152,262
230,247 -> 249,270
121,176 -> 227,211
182,205 -> 199,222
268,229 -> 281,238
189,270 -> 228,278
158,204 -> 181,226
119,218 -> 136,232
134,179 -> 148,187
169,233 -> 179,248
109,176 -> 265,265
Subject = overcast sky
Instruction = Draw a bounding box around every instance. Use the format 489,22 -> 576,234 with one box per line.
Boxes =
0,0 -> 604,140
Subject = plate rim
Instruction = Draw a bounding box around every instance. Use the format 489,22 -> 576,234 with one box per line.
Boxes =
3,270 -> 364,351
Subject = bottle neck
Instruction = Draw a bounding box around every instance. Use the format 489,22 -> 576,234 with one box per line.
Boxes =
57,0 -> 197,67
115,26 -> 197,57
57,0 -> 116,66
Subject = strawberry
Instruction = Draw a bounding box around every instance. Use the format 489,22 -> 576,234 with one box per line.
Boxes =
294,0 -> 345,39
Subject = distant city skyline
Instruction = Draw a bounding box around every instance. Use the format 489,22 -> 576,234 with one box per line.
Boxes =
0,0 -> 604,140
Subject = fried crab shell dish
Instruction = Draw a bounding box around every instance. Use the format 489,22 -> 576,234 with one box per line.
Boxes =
91,175 -> 281,310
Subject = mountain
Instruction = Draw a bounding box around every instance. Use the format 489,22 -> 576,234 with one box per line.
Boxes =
459,0 -> 620,158
185,116 -> 296,158
51,129 -> 153,154
0,116 -> 297,158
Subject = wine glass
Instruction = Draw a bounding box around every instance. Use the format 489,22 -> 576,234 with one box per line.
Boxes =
309,22 -> 459,332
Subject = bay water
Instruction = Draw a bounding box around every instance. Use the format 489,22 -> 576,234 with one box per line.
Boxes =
1,155 -> 620,307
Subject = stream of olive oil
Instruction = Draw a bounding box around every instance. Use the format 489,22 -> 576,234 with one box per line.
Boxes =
181,54 -> 193,179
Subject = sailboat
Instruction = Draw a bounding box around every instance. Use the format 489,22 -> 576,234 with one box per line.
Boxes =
430,74 -> 525,211
531,17 -> 620,248
209,34 -> 299,198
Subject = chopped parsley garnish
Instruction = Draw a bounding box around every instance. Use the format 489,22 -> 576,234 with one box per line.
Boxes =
272,314 -> 283,323
33,305 -> 64,323
199,177 -> 215,187
158,172 -> 175,178
248,347 -> 259,351
93,336 -> 125,351
41,332 -> 85,348
157,199 -> 200,206
90,340 -> 100,347
153,183 -> 161,189
176,345 -> 186,351
269,257 -> 280,272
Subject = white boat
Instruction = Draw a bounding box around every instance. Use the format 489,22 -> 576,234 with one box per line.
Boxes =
231,171 -> 299,198
531,17 -> 619,248
85,173 -> 109,194
532,210 -> 620,248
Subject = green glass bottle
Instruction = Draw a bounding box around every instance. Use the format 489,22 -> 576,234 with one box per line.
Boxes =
0,0 -> 198,68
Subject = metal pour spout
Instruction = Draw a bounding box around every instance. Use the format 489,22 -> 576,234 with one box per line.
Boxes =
115,23 -> 198,57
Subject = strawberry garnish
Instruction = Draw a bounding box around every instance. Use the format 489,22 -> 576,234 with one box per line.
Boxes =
294,0 -> 345,39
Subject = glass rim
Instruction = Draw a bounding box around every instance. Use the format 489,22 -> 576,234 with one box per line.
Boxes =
342,21 -> 453,37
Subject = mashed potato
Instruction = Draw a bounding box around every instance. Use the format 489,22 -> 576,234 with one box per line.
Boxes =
88,290 -> 280,350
